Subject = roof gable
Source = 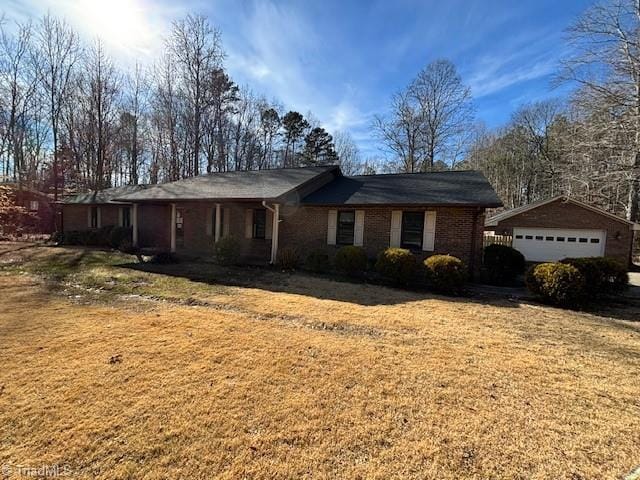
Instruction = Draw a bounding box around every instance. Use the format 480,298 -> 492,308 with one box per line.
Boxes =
486,195 -> 639,229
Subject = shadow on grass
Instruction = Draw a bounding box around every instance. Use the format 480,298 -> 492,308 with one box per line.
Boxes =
117,260 -> 523,309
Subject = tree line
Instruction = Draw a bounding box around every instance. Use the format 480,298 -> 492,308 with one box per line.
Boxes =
0,13 -> 363,199
372,0 -> 640,222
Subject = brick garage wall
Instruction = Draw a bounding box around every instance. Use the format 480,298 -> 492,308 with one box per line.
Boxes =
279,205 -> 485,273
491,199 -> 633,265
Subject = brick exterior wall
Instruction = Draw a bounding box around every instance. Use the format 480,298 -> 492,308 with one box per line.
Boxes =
62,204 -> 122,231
489,198 -> 634,265
62,200 -> 488,272
279,205 -> 486,273
163,201 -> 272,260
138,204 -> 171,249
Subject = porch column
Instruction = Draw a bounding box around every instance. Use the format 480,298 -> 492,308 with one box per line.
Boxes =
170,203 -> 176,253
214,203 -> 221,242
132,204 -> 139,247
270,203 -> 280,264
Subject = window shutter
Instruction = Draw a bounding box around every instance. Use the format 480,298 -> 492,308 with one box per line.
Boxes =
265,209 -> 273,239
390,210 -> 402,247
97,207 -> 101,228
206,206 -> 213,236
118,207 -> 123,227
354,210 -> 365,246
245,209 -> 253,239
87,207 -> 92,228
223,208 -> 230,237
423,211 -> 436,251
327,210 -> 337,245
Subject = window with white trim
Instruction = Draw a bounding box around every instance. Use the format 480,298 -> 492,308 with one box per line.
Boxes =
28,200 -> 39,211
401,211 -> 424,249
337,210 -> 355,245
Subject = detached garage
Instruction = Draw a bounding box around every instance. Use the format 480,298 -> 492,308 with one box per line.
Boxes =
485,196 -> 639,266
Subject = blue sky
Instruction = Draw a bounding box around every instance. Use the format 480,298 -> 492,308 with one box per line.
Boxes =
6,0 -> 593,158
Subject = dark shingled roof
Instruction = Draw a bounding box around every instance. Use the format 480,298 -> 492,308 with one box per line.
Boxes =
116,166 -> 338,202
302,171 -> 502,207
64,185 -> 148,205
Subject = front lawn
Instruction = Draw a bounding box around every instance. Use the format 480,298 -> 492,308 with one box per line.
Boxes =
0,242 -> 639,479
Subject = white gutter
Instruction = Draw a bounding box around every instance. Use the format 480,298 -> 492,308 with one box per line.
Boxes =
262,200 -> 280,264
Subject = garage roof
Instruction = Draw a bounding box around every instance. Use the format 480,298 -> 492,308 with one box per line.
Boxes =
486,195 -> 640,230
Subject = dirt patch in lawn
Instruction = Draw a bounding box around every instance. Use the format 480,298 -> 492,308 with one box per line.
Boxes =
1,243 -> 639,479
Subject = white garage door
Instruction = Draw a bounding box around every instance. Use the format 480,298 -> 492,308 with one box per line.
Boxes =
512,228 -> 606,262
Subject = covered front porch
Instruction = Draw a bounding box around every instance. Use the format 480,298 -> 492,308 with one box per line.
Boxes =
131,200 -> 281,264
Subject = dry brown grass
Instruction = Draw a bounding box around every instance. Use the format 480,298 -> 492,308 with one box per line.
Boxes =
0,243 -> 639,479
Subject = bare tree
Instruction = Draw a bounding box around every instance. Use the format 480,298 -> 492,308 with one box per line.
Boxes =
333,130 -> 362,174
168,14 -> 224,177
33,14 -> 79,199
373,89 -> 424,172
410,59 -> 474,170
561,0 -> 640,220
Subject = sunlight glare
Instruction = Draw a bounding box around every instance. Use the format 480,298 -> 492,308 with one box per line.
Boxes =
75,0 -> 153,54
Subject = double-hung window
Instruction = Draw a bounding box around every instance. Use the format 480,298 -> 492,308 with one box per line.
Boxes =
253,209 -> 266,239
401,211 -> 424,249
337,210 -> 355,245
90,206 -> 99,229
121,207 -> 131,228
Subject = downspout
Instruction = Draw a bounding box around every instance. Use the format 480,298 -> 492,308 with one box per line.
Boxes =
262,200 -> 280,264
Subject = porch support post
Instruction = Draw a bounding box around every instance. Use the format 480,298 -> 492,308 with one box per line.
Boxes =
270,203 -> 280,264
170,203 -> 176,253
214,203 -> 221,242
132,204 -> 139,247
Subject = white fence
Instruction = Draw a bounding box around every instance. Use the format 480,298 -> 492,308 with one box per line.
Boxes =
483,233 -> 513,249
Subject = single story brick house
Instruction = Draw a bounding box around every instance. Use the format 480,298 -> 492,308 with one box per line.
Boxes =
61,166 -> 502,272
485,195 -> 640,265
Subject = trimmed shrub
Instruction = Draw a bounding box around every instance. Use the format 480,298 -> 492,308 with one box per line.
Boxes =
375,247 -> 417,285
304,249 -> 331,273
109,226 -> 132,249
61,230 -> 87,245
424,254 -> 466,294
149,252 -> 179,264
482,244 -> 526,285
213,236 -> 240,266
334,245 -> 368,277
525,263 -> 586,307
560,257 -> 628,297
278,247 -> 300,270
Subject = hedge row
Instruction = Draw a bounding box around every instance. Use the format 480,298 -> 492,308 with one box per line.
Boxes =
525,257 -> 628,307
54,226 -> 133,251
275,245 -> 467,295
